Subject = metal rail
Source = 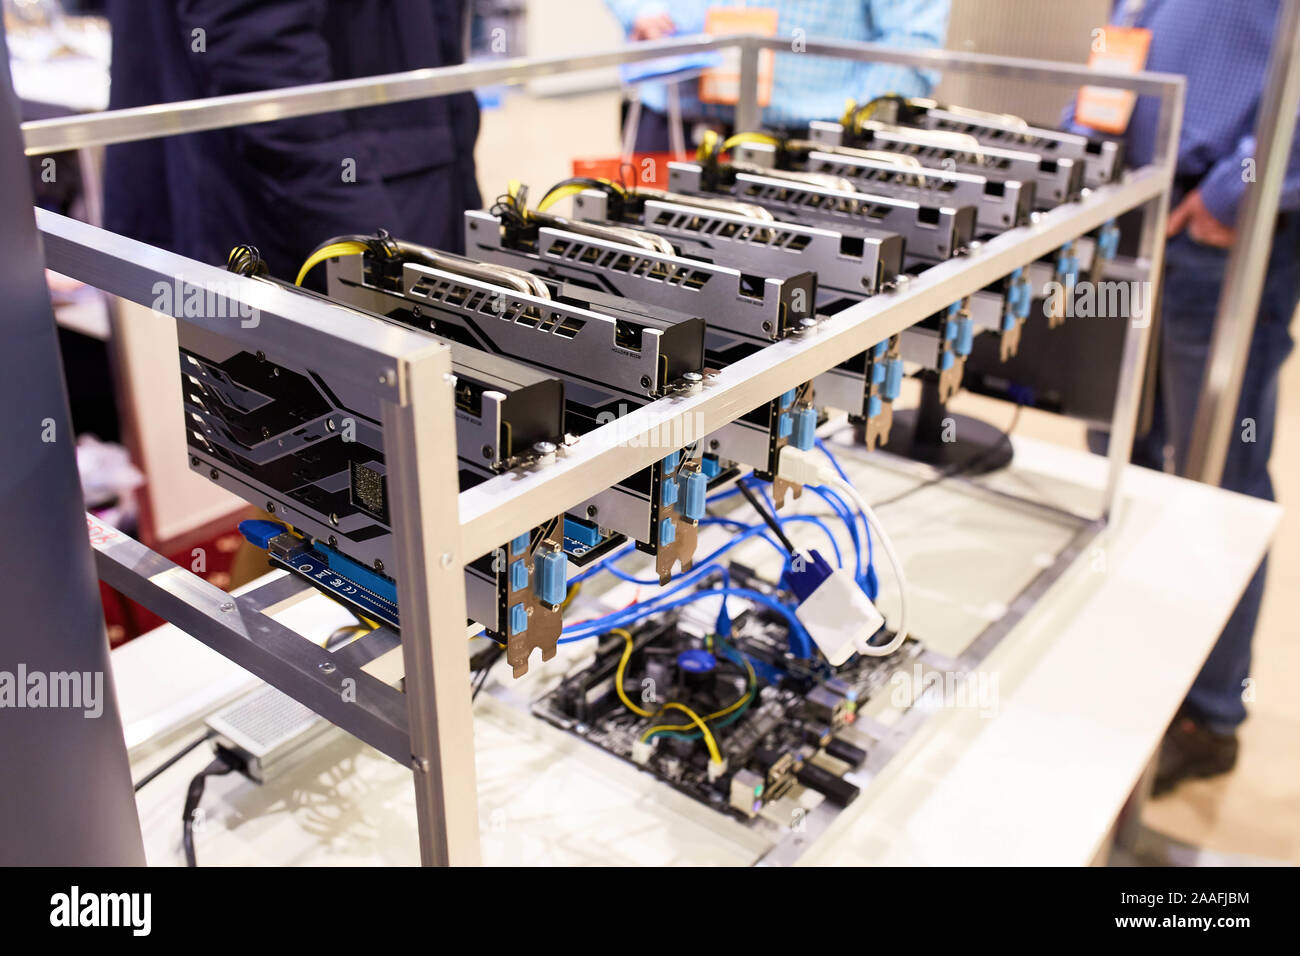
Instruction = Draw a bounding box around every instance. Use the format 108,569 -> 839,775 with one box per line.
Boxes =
20,34 -> 1182,155
1184,0 -> 1300,483
88,514 -> 412,761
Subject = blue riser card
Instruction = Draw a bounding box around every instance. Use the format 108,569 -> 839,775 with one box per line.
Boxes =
239,520 -> 400,629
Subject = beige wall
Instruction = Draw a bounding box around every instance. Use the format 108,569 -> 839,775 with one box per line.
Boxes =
524,0 -> 625,95
938,0 -> 1111,126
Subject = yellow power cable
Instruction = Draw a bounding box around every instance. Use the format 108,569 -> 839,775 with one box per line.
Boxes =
842,94 -> 917,135
646,642 -> 756,732
695,127 -> 721,162
613,628 -> 656,718
319,623 -> 371,649
294,240 -> 369,286
696,129 -> 781,164
559,581 -> 582,612
612,626 -> 749,763
722,131 -> 781,152
507,178 -> 526,208
642,702 -> 723,764
536,177 -> 625,214
840,97 -> 865,129
535,183 -> 589,213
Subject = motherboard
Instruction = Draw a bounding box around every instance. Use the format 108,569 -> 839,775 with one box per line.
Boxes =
532,593 -> 923,824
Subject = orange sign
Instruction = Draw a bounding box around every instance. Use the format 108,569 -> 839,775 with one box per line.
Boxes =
699,6 -> 780,107
1075,26 -> 1152,134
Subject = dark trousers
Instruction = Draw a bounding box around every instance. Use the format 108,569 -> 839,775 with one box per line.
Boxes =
624,104 -> 682,153
1139,221 -> 1300,731
621,103 -> 731,154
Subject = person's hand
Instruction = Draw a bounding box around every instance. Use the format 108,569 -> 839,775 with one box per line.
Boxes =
631,12 -> 676,41
1167,189 -> 1237,247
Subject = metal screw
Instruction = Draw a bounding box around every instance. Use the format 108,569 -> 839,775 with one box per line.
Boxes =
329,513 -> 339,527
640,375 -> 652,389
190,456 -> 200,466
255,350 -> 266,362
219,601 -> 234,613
586,505 -> 598,518
373,559 -> 384,572
709,439 -> 720,451
328,535 -> 337,547
482,444 -> 494,459
266,502 -> 276,513
319,661 -> 336,674
209,468 -> 219,480
326,418 -> 336,432
379,369 -> 394,385
440,552 -> 454,568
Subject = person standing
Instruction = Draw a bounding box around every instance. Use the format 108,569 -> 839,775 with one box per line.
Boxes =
605,0 -> 951,149
103,0 -> 481,278
1073,0 -> 1300,793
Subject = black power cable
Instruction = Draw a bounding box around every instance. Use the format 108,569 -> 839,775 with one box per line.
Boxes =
471,642 -> 505,701
133,729 -> 216,792
181,748 -> 244,867
736,480 -> 797,554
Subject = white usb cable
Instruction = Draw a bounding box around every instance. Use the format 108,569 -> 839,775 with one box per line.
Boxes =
777,446 -> 910,656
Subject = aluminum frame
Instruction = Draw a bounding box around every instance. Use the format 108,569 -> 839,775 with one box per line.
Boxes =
27,35 -> 1184,866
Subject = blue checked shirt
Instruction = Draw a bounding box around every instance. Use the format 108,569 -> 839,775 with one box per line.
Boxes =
605,0 -> 951,127
1069,0 -> 1300,224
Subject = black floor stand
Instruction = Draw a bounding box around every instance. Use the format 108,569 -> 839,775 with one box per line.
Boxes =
880,372 -> 1014,474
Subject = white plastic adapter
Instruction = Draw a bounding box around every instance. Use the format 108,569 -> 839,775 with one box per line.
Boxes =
794,567 -> 886,667
775,444 -> 829,487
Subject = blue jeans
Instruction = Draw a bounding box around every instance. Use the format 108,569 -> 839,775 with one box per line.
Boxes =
1153,221 -> 1300,731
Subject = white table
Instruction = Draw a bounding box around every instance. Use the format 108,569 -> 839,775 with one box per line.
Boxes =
116,433 -> 1280,865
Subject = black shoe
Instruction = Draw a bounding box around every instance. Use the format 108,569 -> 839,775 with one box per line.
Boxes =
1153,710 -> 1239,796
